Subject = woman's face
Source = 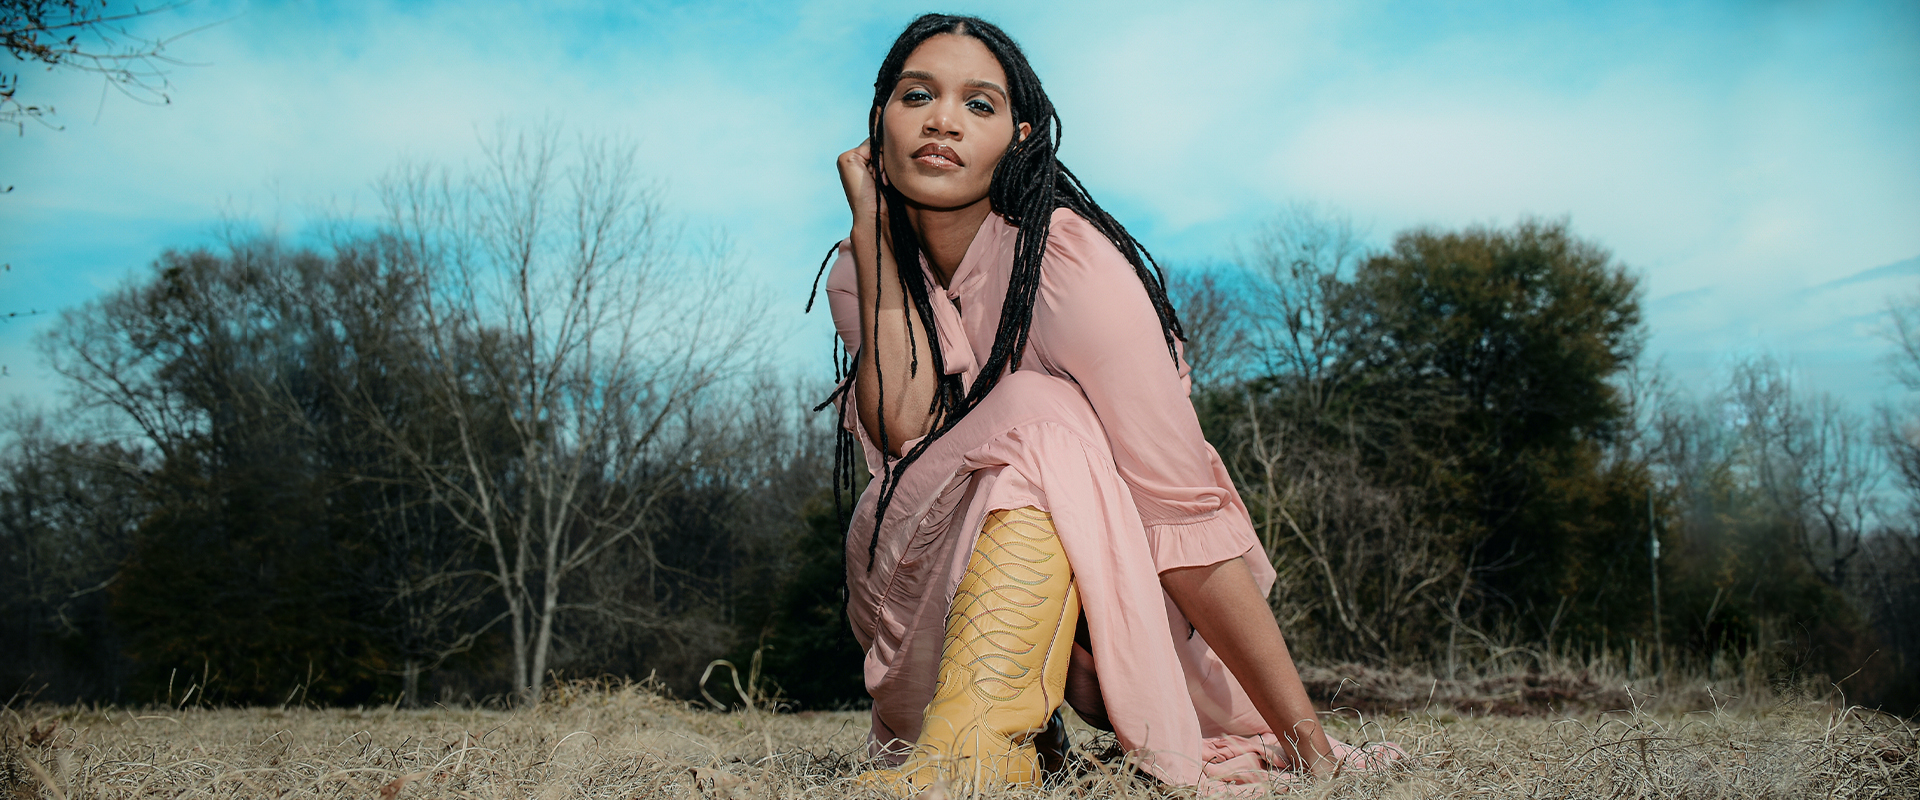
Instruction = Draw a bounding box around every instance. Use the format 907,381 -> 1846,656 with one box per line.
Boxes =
878,34 -> 1029,212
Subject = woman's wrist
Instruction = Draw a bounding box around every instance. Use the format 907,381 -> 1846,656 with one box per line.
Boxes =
850,223 -> 898,283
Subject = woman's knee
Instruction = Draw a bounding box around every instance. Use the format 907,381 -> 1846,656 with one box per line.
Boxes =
980,370 -> 1099,424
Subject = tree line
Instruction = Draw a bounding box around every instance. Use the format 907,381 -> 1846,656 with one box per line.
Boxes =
3,141 -> 1914,715
1181,208 -> 1917,714
3,132 -> 835,708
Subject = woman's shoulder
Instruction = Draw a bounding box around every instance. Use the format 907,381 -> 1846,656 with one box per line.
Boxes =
824,237 -> 856,295
1033,208 -> 1160,334
1041,207 -> 1134,284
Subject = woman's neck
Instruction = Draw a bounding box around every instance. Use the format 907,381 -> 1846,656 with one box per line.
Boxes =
903,196 -> 994,287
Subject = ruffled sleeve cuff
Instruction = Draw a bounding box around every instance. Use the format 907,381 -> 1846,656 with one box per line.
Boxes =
1142,512 -> 1262,574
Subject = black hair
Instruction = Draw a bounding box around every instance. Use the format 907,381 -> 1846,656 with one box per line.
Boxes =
808,14 -> 1185,570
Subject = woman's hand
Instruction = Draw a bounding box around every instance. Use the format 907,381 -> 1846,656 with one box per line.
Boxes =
837,139 -> 884,229
841,138 -> 935,456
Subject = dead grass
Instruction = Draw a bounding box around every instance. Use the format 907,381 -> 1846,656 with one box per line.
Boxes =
1,677 -> 1913,799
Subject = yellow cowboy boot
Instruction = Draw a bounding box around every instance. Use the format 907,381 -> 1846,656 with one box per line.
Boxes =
860,507 -> 1080,795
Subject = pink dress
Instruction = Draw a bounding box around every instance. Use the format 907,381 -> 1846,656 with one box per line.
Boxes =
827,209 -> 1366,789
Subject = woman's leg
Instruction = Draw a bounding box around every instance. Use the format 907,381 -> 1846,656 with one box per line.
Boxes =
862,507 -> 1081,792
1160,557 -> 1337,777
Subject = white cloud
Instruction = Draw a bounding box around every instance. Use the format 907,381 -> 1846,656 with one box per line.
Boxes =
1,0 -> 1915,412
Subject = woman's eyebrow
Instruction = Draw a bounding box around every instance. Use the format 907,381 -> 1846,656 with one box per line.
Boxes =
964,79 -> 1008,97
897,70 -> 1008,98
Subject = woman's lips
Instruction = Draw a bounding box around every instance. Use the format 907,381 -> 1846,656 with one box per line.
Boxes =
912,143 -> 964,169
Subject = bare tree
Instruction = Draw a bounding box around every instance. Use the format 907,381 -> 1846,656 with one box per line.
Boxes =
1862,295 -> 1920,708
1,0 -> 200,136
1166,270 -> 1251,389
373,128 -> 766,705
1200,207 -> 1465,666
356,475 -> 497,707
1879,296 -> 1920,509
1233,204 -> 1368,407
1728,357 -> 1881,588
1233,390 -> 1457,664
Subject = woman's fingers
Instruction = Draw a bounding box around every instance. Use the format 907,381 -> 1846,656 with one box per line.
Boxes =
837,141 -> 875,201
838,139 -> 873,178
838,138 -> 886,225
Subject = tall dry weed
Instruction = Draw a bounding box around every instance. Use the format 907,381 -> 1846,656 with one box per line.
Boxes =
0,676 -> 1911,799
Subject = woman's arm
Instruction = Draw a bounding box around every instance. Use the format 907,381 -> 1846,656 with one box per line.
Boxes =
838,141 -> 940,457
1032,209 -> 1338,775
1028,210 -> 1230,530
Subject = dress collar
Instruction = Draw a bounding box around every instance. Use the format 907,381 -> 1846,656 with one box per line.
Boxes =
940,212 -> 1011,300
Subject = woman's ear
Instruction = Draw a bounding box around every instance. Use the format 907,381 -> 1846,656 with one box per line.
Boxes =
1017,122 -> 1031,143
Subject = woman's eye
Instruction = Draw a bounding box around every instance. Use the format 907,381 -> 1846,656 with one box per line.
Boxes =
967,99 -> 995,114
903,89 -> 931,103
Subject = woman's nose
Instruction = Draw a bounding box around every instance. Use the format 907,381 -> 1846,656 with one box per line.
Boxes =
922,107 -> 960,138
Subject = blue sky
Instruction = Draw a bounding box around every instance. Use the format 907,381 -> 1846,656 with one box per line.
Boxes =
3,0 -> 1917,413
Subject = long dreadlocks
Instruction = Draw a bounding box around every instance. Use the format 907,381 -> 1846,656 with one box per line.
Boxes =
808,14 -> 1186,571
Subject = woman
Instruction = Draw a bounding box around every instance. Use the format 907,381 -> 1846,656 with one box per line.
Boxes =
817,14 -> 1399,793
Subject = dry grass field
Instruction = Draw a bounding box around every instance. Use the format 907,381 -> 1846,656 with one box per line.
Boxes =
3,671 -> 1914,799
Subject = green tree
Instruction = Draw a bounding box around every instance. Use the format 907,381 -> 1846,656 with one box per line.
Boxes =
0,407 -> 145,701
729,495 -> 867,710
1198,215 -> 1654,667
43,244 -> 394,704
1343,220 -> 1646,640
